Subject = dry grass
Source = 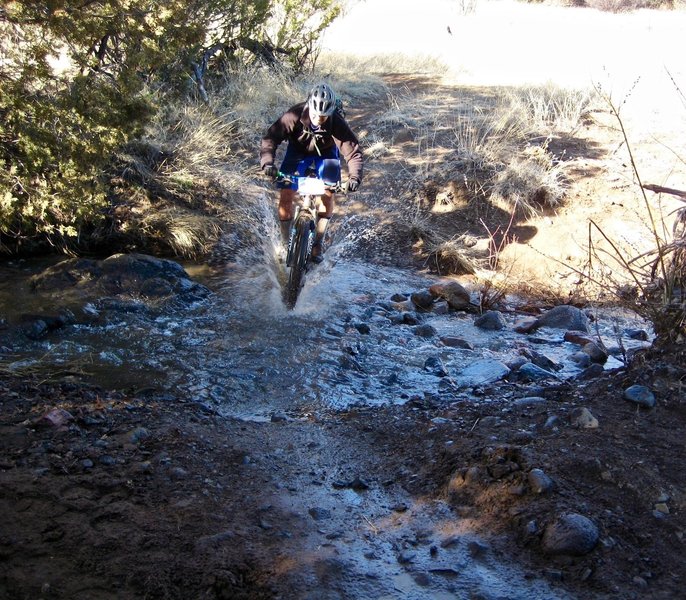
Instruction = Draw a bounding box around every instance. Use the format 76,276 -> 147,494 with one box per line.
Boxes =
490,143 -> 568,216
424,238 -> 477,275
140,208 -> 223,258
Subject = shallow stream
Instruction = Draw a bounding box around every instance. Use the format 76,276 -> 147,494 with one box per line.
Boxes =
0,221 -> 651,423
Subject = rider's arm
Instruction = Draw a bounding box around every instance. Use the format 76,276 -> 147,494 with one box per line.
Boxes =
331,116 -> 363,183
260,103 -> 305,169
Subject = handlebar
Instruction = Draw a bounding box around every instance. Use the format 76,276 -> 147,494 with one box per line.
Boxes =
275,171 -> 347,194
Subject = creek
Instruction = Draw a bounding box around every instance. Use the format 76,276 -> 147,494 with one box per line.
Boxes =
0,220 -> 651,423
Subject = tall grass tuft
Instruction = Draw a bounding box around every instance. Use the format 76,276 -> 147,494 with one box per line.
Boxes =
581,88 -> 686,345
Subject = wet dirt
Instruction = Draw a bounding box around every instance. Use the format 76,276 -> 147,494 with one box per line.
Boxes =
2,345 -> 685,599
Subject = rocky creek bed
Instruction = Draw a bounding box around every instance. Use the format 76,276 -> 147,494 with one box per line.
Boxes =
1,253 -> 686,599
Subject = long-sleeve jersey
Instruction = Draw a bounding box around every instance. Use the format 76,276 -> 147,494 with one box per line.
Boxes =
260,102 -> 364,182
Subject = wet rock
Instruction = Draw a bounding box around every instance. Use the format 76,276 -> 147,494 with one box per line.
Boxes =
528,468 -> 554,494
432,300 -> 450,315
515,363 -> 558,381
535,305 -> 590,333
140,277 -> 173,297
22,319 -> 49,340
453,359 -> 510,387
390,293 -> 408,302
624,328 -> 649,341
308,507 -> 332,521
520,348 -> 563,372
440,336 -> 473,349
411,290 -> 435,311
513,316 -> 538,333
623,385 -> 656,408
542,513 -> 599,556
391,300 -> 414,312
582,342 -> 609,364
402,312 -> 421,325
571,407 -> 599,429
577,363 -> 605,380
571,352 -> 592,368
474,310 -> 507,330
424,356 -> 448,377
564,330 -> 594,346
97,298 -> 148,313
354,322 -> 371,335
428,281 -> 471,310
506,356 -> 529,372
30,253 -> 209,305
413,324 -> 437,338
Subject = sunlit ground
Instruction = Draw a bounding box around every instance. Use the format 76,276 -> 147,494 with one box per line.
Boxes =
324,0 -> 686,123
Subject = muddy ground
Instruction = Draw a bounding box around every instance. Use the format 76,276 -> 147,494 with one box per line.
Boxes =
1,344 -> 685,600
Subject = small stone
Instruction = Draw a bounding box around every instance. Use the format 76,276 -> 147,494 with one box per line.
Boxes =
528,468 -> 554,494
474,310 -> 507,331
170,466 -> 188,480
81,459 -> 94,469
411,290 -> 435,311
467,540 -> 489,557
542,513 -> 599,556
308,507 -> 331,521
654,503 -> 670,515
354,322 -> 371,335
582,342 -> 609,364
623,385 -> 656,408
440,336 -> 473,349
413,324 -> 437,338
571,407 -> 599,429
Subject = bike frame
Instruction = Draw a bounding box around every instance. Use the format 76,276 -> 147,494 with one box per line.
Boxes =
277,173 -> 341,308
286,176 -> 327,267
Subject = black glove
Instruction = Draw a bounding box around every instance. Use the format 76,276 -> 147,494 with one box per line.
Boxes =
347,177 -> 360,192
263,164 -> 278,179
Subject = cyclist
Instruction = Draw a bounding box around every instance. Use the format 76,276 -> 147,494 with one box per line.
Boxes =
260,82 -> 364,263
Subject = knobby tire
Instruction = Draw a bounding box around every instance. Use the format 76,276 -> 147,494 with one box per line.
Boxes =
284,217 -> 313,309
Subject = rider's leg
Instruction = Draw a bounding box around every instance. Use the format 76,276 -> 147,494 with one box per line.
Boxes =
311,191 -> 334,260
311,156 -> 340,261
278,188 -> 297,244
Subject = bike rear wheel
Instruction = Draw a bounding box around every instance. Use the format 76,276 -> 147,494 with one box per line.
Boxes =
284,217 -> 313,308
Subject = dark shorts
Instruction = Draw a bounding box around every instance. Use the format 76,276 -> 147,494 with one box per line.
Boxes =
277,144 -> 341,190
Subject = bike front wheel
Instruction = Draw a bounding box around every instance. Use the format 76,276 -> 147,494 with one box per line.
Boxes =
284,217 -> 313,309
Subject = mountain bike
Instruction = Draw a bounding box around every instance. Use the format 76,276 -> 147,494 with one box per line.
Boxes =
278,173 -> 343,309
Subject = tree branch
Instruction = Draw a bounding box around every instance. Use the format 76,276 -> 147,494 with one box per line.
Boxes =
642,183 -> 686,200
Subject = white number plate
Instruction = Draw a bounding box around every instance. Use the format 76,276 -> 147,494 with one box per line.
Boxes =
297,177 -> 326,195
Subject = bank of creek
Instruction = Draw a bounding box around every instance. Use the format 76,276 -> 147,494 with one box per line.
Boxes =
2,214 -> 686,600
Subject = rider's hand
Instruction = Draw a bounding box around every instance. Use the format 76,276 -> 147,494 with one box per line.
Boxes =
348,177 -> 360,192
263,164 -> 278,179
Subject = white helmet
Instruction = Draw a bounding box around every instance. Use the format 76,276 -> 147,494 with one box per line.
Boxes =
308,82 -> 336,118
